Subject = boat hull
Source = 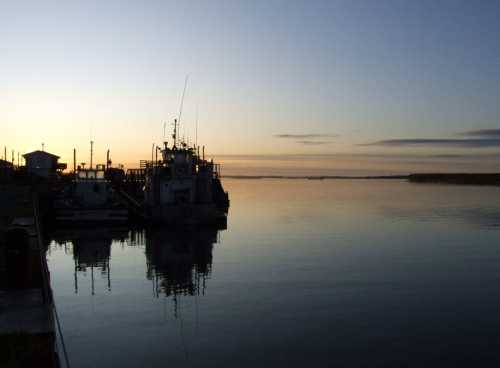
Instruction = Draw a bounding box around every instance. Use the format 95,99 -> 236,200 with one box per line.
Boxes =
55,208 -> 129,224
146,203 -> 227,225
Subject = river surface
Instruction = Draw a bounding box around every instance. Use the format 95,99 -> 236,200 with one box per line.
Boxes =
47,179 -> 500,367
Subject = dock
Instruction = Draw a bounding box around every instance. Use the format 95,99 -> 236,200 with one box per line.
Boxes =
0,185 -> 64,368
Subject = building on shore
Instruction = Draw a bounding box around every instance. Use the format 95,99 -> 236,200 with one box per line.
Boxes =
23,150 -> 63,179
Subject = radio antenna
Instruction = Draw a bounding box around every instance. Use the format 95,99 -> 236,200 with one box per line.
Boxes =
195,103 -> 199,148
90,140 -> 94,169
173,119 -> 178,147
177,75 -> 189,141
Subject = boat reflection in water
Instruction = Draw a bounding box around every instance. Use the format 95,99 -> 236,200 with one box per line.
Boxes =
49,221 -> 226,307
145,222 -> 226,316
50,227 -> 129,295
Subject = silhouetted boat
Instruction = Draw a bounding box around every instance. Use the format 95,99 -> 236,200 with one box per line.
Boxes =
55,165 -> 128,223
143,119 -> 229,224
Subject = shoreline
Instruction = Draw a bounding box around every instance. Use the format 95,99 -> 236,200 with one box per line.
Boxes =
222,175 -> 408,180
222,173 -> 500,186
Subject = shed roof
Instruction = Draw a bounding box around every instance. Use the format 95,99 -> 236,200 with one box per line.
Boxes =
23,150 -> 60,159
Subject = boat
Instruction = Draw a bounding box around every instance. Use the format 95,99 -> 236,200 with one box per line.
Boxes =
55,164 -> 128,223
143,119 -> 229,224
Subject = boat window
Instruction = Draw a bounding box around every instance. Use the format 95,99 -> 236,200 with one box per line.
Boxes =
78,171 -> 87,179
87,171 -> 96,179
97,171 -> 105,179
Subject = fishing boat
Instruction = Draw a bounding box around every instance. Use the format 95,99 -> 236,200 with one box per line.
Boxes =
55,164 -> 128,223
143,119 -> 229,225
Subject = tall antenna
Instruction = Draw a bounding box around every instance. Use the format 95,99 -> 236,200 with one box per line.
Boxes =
177,75 -> 189,140
173,119 -> 178,147
90,141 -> 94,169
163,121 -> 167,143
195,103 -> 199,148
89,121 -> 94,168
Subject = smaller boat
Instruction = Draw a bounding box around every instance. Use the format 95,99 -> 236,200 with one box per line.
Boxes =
55,164 -> 128,223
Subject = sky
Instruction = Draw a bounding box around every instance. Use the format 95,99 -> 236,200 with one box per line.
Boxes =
1,0 -> 500,171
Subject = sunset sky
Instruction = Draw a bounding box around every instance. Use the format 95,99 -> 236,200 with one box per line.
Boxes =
2,0 -> 500,171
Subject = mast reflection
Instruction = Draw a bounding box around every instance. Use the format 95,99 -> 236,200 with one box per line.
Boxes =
49,221 -> 226,309
50,227 -> 128,294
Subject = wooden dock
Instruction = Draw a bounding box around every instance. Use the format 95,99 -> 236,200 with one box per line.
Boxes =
0,185 -> 63,368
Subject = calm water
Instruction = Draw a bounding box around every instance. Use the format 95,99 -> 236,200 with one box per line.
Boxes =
47,179 -> 500,367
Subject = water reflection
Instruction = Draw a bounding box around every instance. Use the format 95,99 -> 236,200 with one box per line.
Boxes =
44,181 -> 500,368
145,225 -> 225,318
49,223 -> 226,302
50,227 -> 129,294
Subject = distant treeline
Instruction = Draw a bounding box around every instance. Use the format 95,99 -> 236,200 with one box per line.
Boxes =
222,173 -> 500,186
222,175 -> 409,180
408,173 -> 500,186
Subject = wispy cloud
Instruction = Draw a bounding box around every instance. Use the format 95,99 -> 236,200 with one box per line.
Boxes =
274,134 -> 338,139
361,138 -> 500,148
459,129 -> 500,137
296,140 -> 333,145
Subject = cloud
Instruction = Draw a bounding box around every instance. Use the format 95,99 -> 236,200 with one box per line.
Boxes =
459,129 -> 500,137
274,134 -> 338,139
361,138 -> 500,148
296,140 -> 333,145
